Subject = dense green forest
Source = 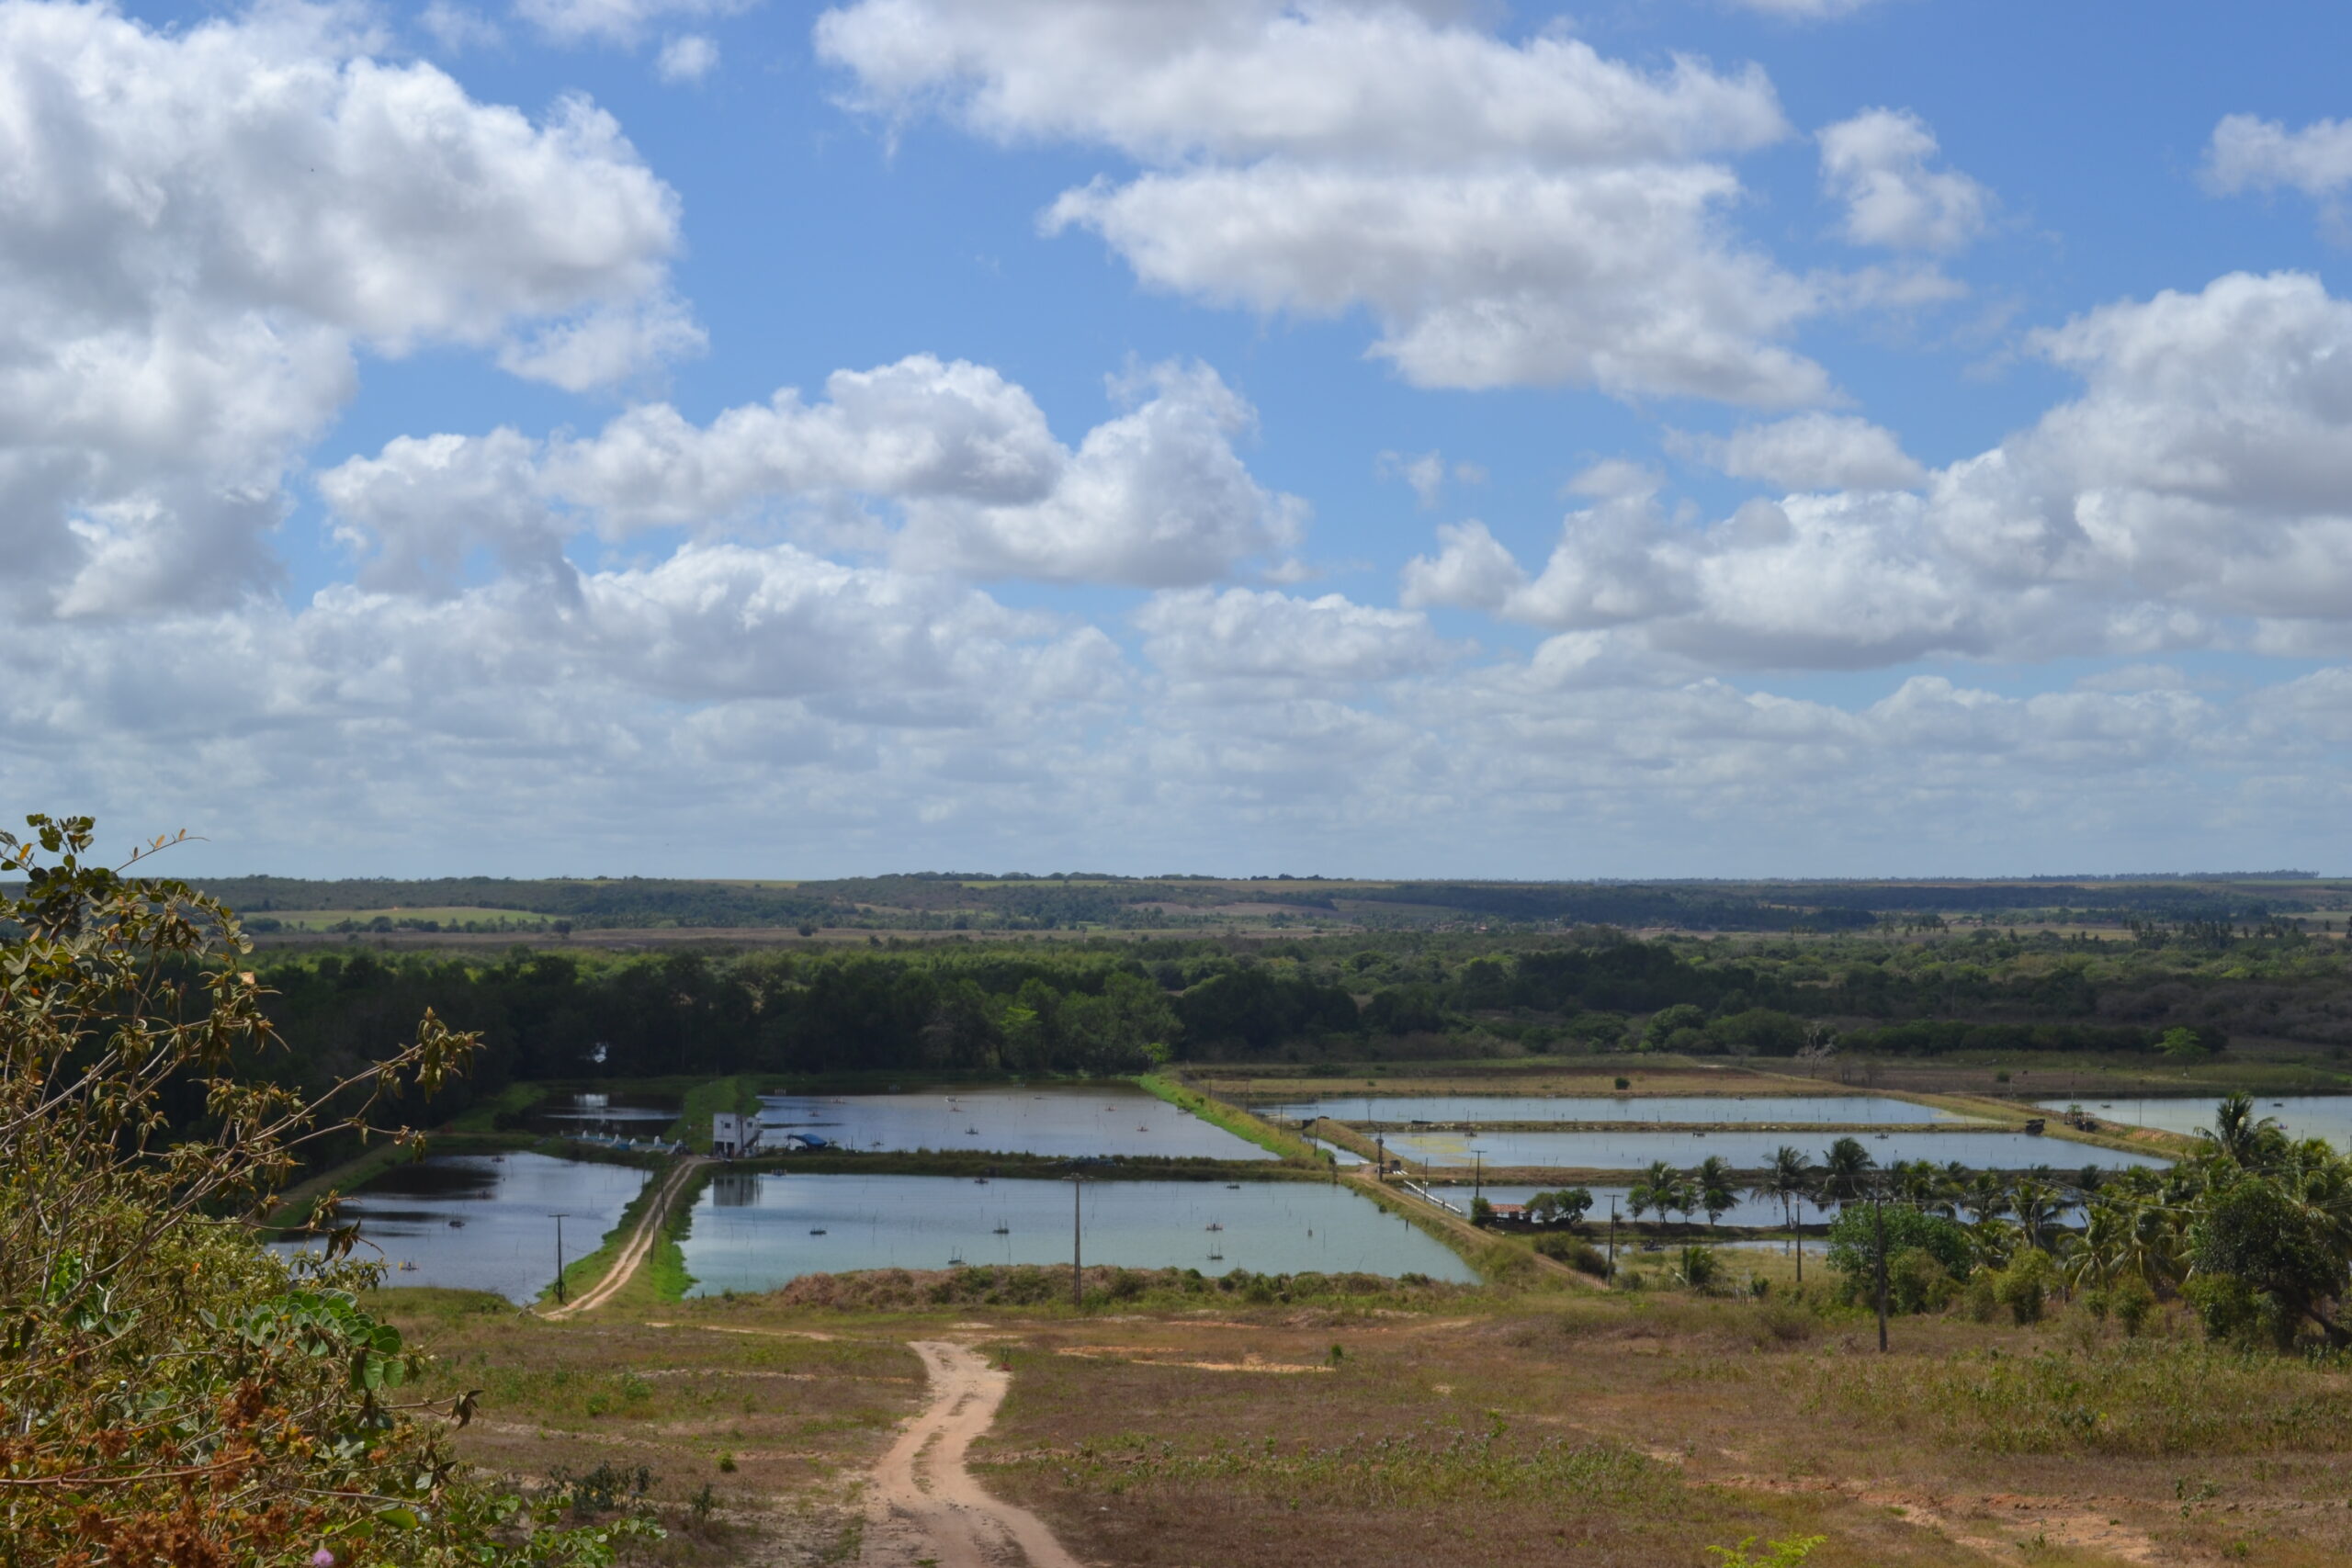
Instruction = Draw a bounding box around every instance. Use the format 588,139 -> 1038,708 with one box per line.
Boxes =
232,921 -> 2352,1128
119,870 -> 2352,935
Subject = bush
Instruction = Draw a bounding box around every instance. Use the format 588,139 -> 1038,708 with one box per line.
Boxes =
1675,1244 -> 1723,1292
2113,1277 -> 2157,1337
1994,1249 -> 2054,1325
1533,1233 -> 1611,1276
1825,1204 -> 1972,1290
0,817 -> 648,1567
1887,1246 -> 1957,1314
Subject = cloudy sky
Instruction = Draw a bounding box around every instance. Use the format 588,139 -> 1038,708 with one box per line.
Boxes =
10,0 -> 2352,878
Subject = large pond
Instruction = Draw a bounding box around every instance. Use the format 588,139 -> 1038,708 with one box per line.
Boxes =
757,1085 -> 1271,1161
273,1153 -> 649,1303
1378,1126 -> 2171,1172
1256,1093 -> 1978,1125
528,1090 -> 680,1136
677,1173 -> 1472,1292
2035,1095 -> 2352,1149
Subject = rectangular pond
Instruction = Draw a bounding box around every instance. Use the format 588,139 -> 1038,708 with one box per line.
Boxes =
1254,1093 -> 1978,1124
758,1084 -> 1272,1161
2035,1094 -> 2352,1148
677,1172 -> 1473,1292
1378,1125 -> 2171,1172
272,1152 -> 650,1303
527,1090 -> 681,1136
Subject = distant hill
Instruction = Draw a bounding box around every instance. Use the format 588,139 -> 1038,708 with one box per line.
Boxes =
123,871 -> 2350,935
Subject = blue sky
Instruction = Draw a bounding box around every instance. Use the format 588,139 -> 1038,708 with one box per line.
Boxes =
13,0 -> 2352,877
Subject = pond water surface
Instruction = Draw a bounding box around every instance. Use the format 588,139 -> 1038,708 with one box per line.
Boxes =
2034,1094 -> 2352,1147
273,1153 -> 649,1303
757,1085 -> 1271,1160
1256,1093 -> 1977,1124
1379,1126 -> 2170,1172
524,1091 -> 683,1142
677,1173 -> 1470,1292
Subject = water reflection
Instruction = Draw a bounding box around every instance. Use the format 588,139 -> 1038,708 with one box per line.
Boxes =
1256,1093 -> 1980,1124
272,1152 -> 648,1303
528,1091 -> 681,1134
1381,1126 -> 2170,1171
677,1174 -> 1471,1292
757,1085 -> 1271,1160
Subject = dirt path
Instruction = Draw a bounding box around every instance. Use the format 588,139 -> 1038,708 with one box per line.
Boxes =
543,1156 -> 706,1320
861,1340 -> 1082,1568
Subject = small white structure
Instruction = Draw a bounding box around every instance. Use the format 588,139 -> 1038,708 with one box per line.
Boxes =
711,1112 -> 763,1158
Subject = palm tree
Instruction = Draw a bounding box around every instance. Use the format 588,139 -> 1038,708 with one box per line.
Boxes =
1819,1136 -> 1876,1208
1962,1169 -> 2008,1226
1749,1145 -> 1815,1282
1694,1156 -> 1736,1231
2008,1176 -> 2063,1253
2204,1091 -> 2284,1168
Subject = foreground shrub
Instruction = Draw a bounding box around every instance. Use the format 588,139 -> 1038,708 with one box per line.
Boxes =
0,815 -> 647,1567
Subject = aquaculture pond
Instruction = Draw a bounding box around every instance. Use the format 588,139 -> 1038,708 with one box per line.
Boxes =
2035,1094 -> 2352,1148
757,1084 -> 1271,1160
273,1153 -> 649,1303
1255,1093 -> 1977,1124
526,1090 -> 681,1136
676,1172 -> 1472,1292
1379,1125 -> 2172,1173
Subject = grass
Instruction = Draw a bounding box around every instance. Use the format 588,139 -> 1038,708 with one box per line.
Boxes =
443,1080 -> 553,1132
1139,1072 -> 1326,1165
671,1077 -> 763,1152
355,1248 -> 2352,1568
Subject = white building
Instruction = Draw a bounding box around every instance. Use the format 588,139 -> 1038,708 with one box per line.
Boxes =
711,1111 -> 763,1158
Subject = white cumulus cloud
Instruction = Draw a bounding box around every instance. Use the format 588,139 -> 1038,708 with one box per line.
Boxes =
1676,412 -> 1927,491
1817,108 -> 1991,252
820,0 -> 1834,405
0,0 -> 691,619
323,356 -> 1306,590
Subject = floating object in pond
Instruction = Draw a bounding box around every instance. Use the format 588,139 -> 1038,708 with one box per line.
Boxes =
1206,1222 -> 1224,1232
399,1260 -> 417,1271
1226,1182 -> 1240,1190
448,1218 -> 465,1228
966,1126 -> 978,1135
992,1224 -> 1010,1235
975,1177 -> 989,1185
1137,1124 -> 1149,1132
808,1227 -> 827,1235
949,1252 -> 965,1267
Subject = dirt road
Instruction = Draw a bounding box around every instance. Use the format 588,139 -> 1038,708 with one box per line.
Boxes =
861,1340 -> 1082,1568
543,1156 -> 705,1320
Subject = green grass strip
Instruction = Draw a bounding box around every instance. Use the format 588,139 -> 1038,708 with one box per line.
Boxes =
668,1075 -> 763,1152
1138,1073 -> 1326,1167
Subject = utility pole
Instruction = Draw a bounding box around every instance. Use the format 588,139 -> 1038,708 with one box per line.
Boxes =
549,1213 -> 572,1304
1473,1151 -> 1483,1207
1872,1188 -> 1889,1353
1607,1195 -> 1617,1279
1069,1173 -> 1083,1309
